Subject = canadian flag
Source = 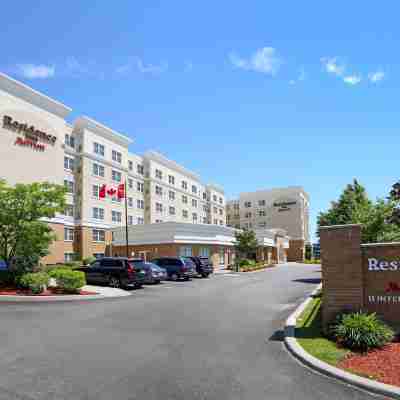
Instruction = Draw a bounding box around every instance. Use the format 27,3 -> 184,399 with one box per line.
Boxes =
117,183 -> 125,199
99,184 -> 106,198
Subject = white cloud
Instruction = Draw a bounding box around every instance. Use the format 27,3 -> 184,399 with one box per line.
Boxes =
115,64 -> 131,74
368,71 -> 385,83
343,75 -> 362,85
320,57 -> 345,76
229,47 -> 282,75
137,59 -> 168,74
16,64 -> 55,79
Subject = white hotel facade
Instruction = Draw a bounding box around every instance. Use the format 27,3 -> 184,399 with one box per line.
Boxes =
0,73 -> 226,264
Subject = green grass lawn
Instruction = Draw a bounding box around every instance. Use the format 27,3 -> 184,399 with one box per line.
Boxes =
296,294 -> 349,366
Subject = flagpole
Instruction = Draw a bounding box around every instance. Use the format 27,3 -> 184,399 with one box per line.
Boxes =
124,180 -> 129,258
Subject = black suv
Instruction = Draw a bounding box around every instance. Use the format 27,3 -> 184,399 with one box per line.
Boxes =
151,257 -> 196,281
185,256 -> 213,278
78,257 -> 146,289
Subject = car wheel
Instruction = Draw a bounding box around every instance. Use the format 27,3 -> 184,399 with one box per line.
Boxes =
170,273 -> 179,281
108,276 -> 121,288
134,282 -> 142,289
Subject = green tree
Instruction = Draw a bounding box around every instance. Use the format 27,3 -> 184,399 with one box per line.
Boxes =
317,179 -> 400,243
0,180 -> 66,274
234,229 -> 258,260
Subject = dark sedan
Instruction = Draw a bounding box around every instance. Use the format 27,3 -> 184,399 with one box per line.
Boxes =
130,260 -> 167,284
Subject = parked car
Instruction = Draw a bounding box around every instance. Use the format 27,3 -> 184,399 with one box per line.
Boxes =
185,256 -> 213,278
151,257 -> 196,281
78,257 -> 146,289
129,259 -> 167,284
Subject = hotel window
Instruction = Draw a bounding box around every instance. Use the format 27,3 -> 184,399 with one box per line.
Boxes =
128,197 -> 133,207
259,210 -> 266,217
244,201 -> 252,208
137,182 -> 144,192
168,175 -> 175,185
219,208 -> 223,215
137,217 -> 144,224
169,206 -> 175,215
182,209 -> 188,218
213,218 -> 218,225
155,169 -> 162,179
65,134 -> 75,149
203,205 -> 208,212
93,142 -> 105,156
169,190 -> 175,200
213,207 -> 218,214
179,246 -> 192,257
93,163 -> 105,177
137,164 -> 144,175
112,170 -> 122,182
64,253 -> 76,262
112,150 -> 122,163
93,207 -> 104,220
64,180 -> 74,193
203,192 -> 207,200
92,229 -> 105,242
258,200 -> 266,206
181,180 -> 187,190
192,213 -> 198,223
219,197 -> 223,205
155,185 -> 163,196
64,227 -> 74,241
64,204 -> 74,217
128,160 -> 133,171
182,195 -> 188,204
192,185 -> 197,194
112,210 -> 122,223
92,185 -> 99,198
64,156 -> 74,171
213,194 -> 217,202
192,199 -> 197,208
128,215 -> 133,225
128,178 -> 133,189
155,202 -> 163,212
137,199 -> 144,209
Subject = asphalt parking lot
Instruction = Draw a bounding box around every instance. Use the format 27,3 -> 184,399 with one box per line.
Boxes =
0,263 -> 383,400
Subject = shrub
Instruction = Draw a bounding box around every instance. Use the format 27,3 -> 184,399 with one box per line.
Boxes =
0,270 -> 14,286
19,272 -> 49,294
82,256 -> 96,266
48,269 -> 86,294
238,259 -> 256,267
331,311 -> 394,352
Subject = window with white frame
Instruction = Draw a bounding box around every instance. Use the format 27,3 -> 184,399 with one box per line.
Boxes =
137,199 -> 144,209
93,207 -> 104,220
179,246 -> 192,257
64,204 -> 74,217
182,195 -> 188,204
93,142 -> 105,156
168,175 -> 175,185
192,185 -> 197,194
92,185 -> 99,198
128,215 -> 133,225
65,134 -> 75,149
169,190 -> 175,200
219,208 -> 223,215
93,163 -> 105,177
93,229 -> 105,242
112,210 -> 122,223
192,199 -> 197,208
203,192 -> 207,200
112,170 -> 122,182
169,206 -> 175,215
259,210 -> 266,217
244,201 -> 251,208
182,180 -> 187,190
192,213 -> 198,222
128,160 -> 133,171
64,180 -> 74,193
64,227 -> 74,241
155,185 -> 163,196
128,197 -> 133,207
128,178 -> 133,189
137,182 -> 144,192
155,202 -> 163,212
155,169 -> 162,179
182,209 -> 188,218
64,156 -> 74,171
199,247 -> 210,257
112,150 -> 122,163
213,207 -> 218,214
258,200 -> 266,206
64,253 -> 75,262
137,217 -> 144,224
213,194 -> 217,202
137,164 -> 144,175
213,218 -> 218,225
219,197 -> 223,205
202,217 -> 208,224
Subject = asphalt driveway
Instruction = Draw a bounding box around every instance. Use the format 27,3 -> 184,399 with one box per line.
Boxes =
0,263 -> 383,400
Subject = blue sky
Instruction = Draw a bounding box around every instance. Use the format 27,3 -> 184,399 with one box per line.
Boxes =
2,1 -> 399,241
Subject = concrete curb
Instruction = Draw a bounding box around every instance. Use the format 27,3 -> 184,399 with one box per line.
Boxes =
284,284 -> 400,399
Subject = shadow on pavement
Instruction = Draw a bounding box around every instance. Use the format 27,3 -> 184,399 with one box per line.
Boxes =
292,278 -> 321,285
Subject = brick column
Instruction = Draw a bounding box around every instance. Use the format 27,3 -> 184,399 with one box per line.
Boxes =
320,224 -> 363,329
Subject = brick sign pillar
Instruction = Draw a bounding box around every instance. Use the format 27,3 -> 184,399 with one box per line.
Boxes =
320,224 -> 364,328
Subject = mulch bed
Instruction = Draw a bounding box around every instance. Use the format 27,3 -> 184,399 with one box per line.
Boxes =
0,287 -> 98,296
338,343 -> 400,387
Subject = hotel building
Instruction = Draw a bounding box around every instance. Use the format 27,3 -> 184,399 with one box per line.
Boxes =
0,73 -> 226,264
226,187 -> 310,261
